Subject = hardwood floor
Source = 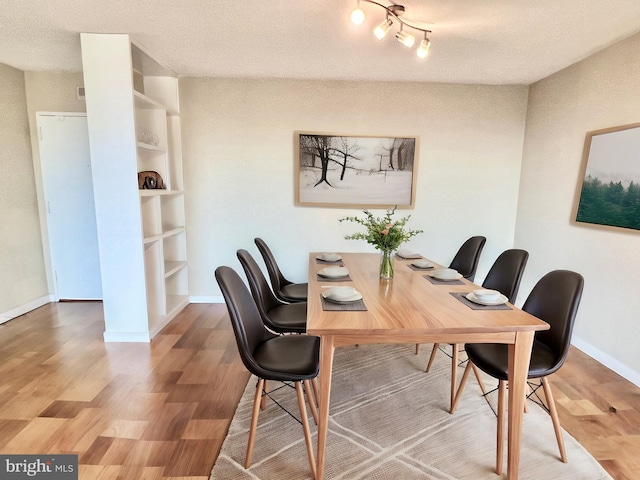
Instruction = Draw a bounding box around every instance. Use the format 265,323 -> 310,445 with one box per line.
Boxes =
0,302 -> 638,479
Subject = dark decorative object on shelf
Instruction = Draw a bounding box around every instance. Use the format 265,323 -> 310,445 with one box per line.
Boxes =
138,171 -> 165,189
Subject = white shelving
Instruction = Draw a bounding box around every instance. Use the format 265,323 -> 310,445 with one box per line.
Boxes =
80,33 -> 188,342
132,44 -> 188,335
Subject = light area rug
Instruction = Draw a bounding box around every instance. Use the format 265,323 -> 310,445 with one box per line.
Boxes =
210,344 -> 611,480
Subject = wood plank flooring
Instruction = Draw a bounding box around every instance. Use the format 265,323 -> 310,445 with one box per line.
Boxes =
0,302 -> 638,479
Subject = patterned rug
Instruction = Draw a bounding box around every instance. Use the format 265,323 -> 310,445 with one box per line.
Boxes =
210,344 -> 611,480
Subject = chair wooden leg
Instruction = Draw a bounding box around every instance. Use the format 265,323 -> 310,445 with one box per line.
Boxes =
295,382 -> 317,480
311,378 -> 319,407
426,343 -> 440,372
415,343 -> 420,355
496,380 -> 506,475
245,378 -> 264,469
260,379 -> 268,410
303,379 -> 318,425
450,361 -> 473,414
542,377 -> 567,462
450,344 -> 459,412
470,363 -> 487,396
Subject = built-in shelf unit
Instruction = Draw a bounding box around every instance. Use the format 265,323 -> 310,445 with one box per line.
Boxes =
80,33 -> 188,342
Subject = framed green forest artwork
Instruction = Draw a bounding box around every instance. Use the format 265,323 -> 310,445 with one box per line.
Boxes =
574,122 -> 640,232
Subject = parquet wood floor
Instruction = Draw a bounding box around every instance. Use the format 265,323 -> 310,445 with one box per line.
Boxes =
0,302 -> 638,479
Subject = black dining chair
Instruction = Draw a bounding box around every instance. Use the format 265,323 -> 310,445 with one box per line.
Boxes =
449,235 -> 486,282
215,266 -> 319,478
255,237 -> 308,303
450,270 -> 584,474
425,249 -> 529,411
237,249 -> 308,334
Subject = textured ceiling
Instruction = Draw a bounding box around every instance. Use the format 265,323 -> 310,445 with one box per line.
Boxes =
2,0 -> 640,85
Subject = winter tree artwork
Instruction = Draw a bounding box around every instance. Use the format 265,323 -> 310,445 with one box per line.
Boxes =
574,122 -> 640,232
295,132 -> 419,208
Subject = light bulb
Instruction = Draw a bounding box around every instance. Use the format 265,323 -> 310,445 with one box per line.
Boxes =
416,38 -> 431,58
373,18 -> 392,40
396,30 -> 415,48
351,7 -> 365,25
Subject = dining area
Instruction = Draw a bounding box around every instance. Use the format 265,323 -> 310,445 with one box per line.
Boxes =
212,204 -> 595,480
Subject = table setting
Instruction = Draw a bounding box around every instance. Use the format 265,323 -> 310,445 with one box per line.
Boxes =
450,288 -> 512,310
320,285 -> 367,311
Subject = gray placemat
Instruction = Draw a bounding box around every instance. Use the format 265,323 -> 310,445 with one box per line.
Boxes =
320,296 -> 367,311
407,264 -> 435,271
423,275 -> 465,286
317,274 -> 352,282
450,292 -> 512,310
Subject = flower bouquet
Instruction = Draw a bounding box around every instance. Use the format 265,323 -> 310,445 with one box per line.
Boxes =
339,207 -> 423,279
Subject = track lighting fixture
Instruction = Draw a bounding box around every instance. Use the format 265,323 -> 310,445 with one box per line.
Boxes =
416,33 -> 431,58
351,0 -> 366,25
373,17 -> 393,40
350,0 -> 432,59
395,26 -> 415,48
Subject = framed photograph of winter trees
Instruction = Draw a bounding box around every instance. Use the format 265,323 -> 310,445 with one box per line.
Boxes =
574,122 -> 640,231
294,132 -> 419,208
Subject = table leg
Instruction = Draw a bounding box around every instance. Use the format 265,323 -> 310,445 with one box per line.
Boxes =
450,344 -> 459,412
507,331 -> 534,480
316,335 -> 335,480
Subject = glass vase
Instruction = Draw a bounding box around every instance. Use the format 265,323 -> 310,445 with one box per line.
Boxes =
379,249 -> 395,280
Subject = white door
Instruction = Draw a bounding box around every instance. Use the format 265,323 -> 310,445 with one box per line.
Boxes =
37,114 -> 102,300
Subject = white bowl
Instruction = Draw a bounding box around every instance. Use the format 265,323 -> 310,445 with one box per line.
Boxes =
412,259 -> 433,269
326,286 -> 356,300
432,268 -> 460,280
319,266 -> 349,278
320,252 -> 341,261
473,289 -> 501,302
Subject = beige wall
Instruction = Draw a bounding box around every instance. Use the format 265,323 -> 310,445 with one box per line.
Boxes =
516,32 -> 640,382
179,78 -> 529,301
0,63 -> 48,315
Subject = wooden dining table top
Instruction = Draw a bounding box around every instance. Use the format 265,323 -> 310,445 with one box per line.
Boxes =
306,252 -> 549,339
306,251 -> 549,480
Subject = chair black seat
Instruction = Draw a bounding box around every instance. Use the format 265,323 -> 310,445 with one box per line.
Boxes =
266,302 -> 307,334
281,283 -> 309,302
465,340 -> 558,380
254,335 -> 320,381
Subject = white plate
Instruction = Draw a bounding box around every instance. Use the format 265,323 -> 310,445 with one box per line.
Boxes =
318,266 -> 349,278
322,290 -> 362,304
466,292 -> 508,305
317,253 -> 342,261
430,269 -> 463,281
324,286 -> 356,300
412,260 -> 434,269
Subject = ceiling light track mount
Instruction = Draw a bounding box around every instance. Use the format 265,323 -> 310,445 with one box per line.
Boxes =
351,0 -> 432,59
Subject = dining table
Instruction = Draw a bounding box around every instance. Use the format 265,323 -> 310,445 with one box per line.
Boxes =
306,252 -> 549,480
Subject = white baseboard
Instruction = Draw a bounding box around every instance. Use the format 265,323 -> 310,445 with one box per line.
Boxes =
189,295 -> 224,303
0,294 -> 54,325
572,336 -> 640,388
